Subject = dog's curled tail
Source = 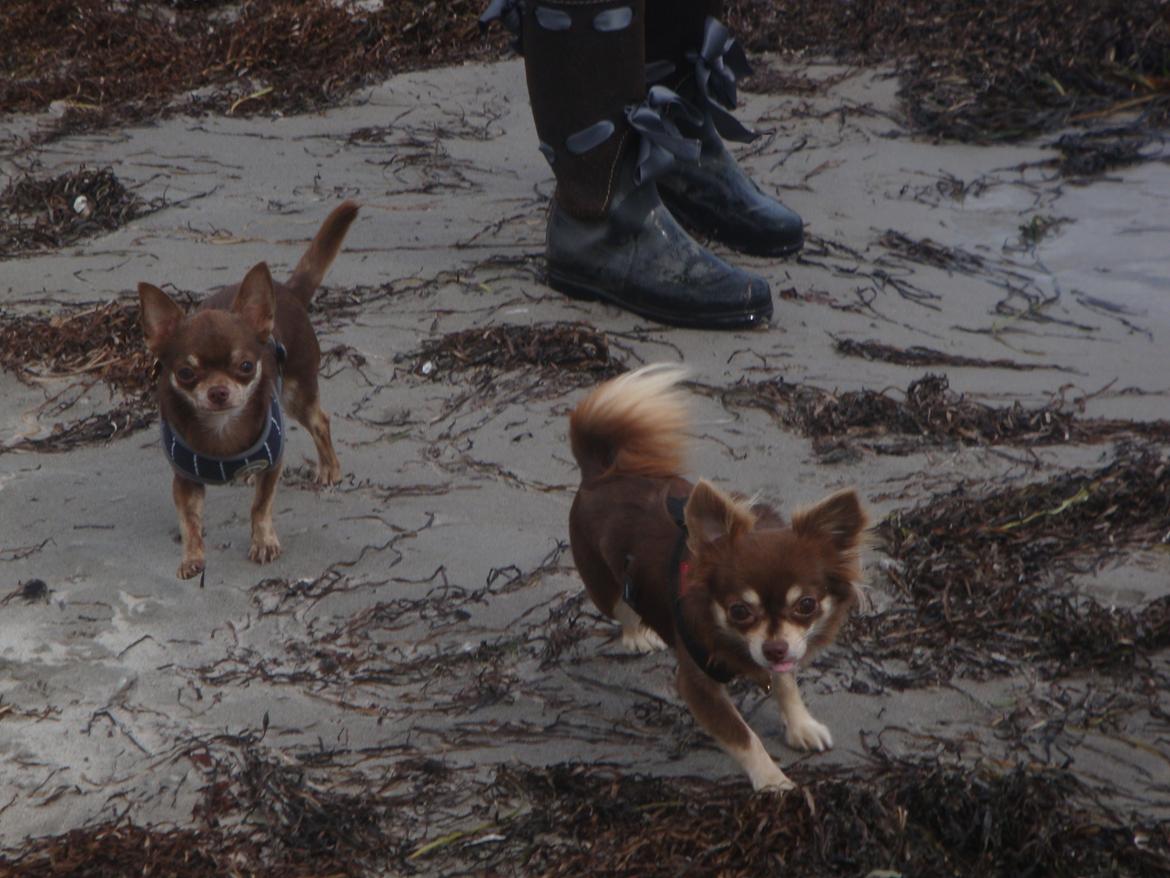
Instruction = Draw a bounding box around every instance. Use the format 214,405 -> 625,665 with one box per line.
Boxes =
569,363 -> 689,482
286,200 -> 360,306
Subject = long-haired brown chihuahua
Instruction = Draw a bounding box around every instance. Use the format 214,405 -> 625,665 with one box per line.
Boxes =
568,364 -> 867,791
138,201 -> 358,579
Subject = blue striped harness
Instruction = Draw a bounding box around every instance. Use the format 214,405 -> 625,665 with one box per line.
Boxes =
160,341 -> 286,486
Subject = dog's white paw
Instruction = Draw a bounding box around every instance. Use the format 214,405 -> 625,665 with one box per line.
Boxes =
751,763 -> 796,793
785,714 -> 834,752
620,625 -> 666,654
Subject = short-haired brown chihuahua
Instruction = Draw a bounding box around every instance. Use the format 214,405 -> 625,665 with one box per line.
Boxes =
138,201 -> 358,578
568,364 -> 868,791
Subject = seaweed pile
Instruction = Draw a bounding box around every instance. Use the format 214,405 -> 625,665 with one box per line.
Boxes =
834,337 -> 1068,371
868,446 -> 1170,681
0,167 -> 161,257
1,0 -> 505,139
6,751 -> 1166,877
0,300 -> 152,395
0,742 -> 405,878
0,299 -> 157,452
0,824 -> 247,878
453,759 -> 1169,876
5,1 -> 1165,167
409,322 -> 624,380
727,0 -> 1170,148
722,372 -> 1170,455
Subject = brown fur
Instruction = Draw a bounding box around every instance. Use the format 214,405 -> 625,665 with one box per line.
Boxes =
138,201 -> 358,578
568,364 -> 868,790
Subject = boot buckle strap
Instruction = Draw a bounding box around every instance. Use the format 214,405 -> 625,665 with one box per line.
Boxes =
479,0 -> 524,53
687,16 -> 757,143
626,85 -> 703,186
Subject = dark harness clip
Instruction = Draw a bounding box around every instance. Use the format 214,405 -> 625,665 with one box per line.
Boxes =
621,553 -> 637,610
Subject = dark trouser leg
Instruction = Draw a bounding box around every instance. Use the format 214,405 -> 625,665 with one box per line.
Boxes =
644,0 -> 717,77
645,0 -> 805,257
497,0 -> 773,329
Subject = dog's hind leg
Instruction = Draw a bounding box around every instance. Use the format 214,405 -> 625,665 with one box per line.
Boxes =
285,378 -> 341,486
614,599 -> 667,654
302,401 -> 340,486
570,514 -> 666,654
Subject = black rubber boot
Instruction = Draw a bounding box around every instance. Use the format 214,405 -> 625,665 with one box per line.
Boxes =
546,145 -> 772,329
645,3 -> 804,257
484,0 -> 772,329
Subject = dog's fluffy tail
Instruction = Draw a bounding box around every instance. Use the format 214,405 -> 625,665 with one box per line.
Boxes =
569,364 -> 689,483
286,200 -> 360,307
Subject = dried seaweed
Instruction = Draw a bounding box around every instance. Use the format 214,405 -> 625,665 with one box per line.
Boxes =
199,551 -> 589,712
834,337 -> 1071,372
726,0 -> 1170,152
457,759 -> 1169,877
876,229 -> 991,275
868,446 -> 1170,680
7,0 -> 1165,170
0,300 -> 153,395
720,373 -> 1170,455
9,750 -> 1164,877
409,322 -> 624,379
13,399 -> 156,455
1,744 -> 397,877
0,824 -> 243,878
0,168 -> 161,257
194,745 -> 394,872
0,0 -> 507,140
1054,126 -> 1158,178
0,299 -> 158,453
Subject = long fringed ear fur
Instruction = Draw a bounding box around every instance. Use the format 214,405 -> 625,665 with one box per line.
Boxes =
684,479 -> 757,558
138,282 -> 185,356
231,262 -> 276,342
791,488 -> 867,552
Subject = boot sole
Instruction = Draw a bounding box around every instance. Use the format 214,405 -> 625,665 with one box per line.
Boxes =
547,270 -> 772,330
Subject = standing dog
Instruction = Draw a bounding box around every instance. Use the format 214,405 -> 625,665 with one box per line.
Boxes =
568,364 -> 867,790
138,201 -> 358,578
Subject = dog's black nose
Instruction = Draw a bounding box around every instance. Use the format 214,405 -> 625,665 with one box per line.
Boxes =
763,639 -> 789,663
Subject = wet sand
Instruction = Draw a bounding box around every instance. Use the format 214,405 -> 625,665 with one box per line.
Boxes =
1,56 -> 1168,865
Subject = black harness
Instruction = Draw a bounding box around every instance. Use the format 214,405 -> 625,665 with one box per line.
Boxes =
624,493 -> 736,685
159,340 -> 287,487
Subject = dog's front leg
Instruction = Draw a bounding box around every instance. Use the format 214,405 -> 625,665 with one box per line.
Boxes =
248,464 -> 282,563
774,670 -> 833,752
676,654 -> 794,792
173,474 -> 206,579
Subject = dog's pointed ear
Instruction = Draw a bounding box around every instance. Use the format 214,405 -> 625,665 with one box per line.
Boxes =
232,262 -> 276,342
791,488 -> 867,551
138,283 -> 184,356
685,479 -> 757,557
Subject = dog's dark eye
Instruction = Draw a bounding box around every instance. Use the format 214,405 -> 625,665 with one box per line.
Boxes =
239,360 -> 254,375
728,603 -> 754,624
176,367 -> 197,384
795,596 -> 818,616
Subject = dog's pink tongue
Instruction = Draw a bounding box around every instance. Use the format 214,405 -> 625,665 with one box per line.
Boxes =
771,660 -> 796,673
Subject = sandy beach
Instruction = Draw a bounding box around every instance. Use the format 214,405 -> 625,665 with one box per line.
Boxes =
2,23 -> 1168,875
